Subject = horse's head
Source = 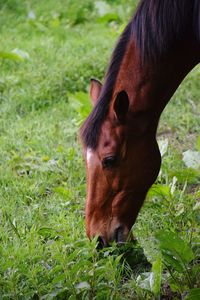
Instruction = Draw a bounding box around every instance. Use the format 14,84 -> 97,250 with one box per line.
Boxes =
81,79 -> 161,248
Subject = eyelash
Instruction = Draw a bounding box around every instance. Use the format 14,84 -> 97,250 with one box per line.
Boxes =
102,156 -> 118,169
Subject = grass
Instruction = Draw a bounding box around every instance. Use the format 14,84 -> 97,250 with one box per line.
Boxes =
0,0 -> 199,299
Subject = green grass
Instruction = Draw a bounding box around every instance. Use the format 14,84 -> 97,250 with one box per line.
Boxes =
0,0 -> 199,299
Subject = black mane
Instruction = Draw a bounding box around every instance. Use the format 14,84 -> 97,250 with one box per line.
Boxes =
81,0 -> 200,149
133,0 -> 198,63
80,21 -> 132,149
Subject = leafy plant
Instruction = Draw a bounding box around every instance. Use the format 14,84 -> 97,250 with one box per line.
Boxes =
155,230 -> 197,296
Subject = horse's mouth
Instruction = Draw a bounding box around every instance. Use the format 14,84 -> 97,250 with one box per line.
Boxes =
96,225 -> 129,249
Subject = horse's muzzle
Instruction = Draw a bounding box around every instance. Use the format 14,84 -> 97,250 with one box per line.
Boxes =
96,225 -> 127,249
113,225 -> 126,244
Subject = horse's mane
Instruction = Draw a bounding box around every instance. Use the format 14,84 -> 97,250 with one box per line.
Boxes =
81,0 -> 200,149
80,22 -> 132,149
133,0 -> 199,63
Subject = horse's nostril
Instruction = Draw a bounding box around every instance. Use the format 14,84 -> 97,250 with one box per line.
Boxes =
96,236 -> 107,249
114,226 -> 125,244
96,228 -> 126,249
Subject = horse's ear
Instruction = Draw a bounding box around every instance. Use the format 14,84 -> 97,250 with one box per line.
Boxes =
89,78 -> 102,105
113,90 -> 129,123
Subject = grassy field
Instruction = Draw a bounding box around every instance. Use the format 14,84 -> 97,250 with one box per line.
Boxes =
0,0 -> 200,299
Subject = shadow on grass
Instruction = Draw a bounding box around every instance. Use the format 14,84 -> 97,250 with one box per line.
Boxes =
98,239 -> 151,274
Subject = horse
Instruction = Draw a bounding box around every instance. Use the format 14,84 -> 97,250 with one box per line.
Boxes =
80,0 -> 200,248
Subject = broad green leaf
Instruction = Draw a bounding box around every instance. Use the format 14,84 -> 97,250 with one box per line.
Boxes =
155,230 -> 194,269
53,186 -> 72,197
0,51 -> 24,61
169,277 -> 180,293
184,288 -> 200,300
147,184 -> 171,198
193,201 -> 200,211
150,257 -> 162,297
97,13 -> 120,24
38,227 -> 55,238
28,19 -> 47,32
69,92 -> 91,120
160,252 -> 185,273
12,48 -> 29,60
52,273 -> 66,285
136,258 -> 162,296
171,168 -> 200,184
139,237 -> 161,264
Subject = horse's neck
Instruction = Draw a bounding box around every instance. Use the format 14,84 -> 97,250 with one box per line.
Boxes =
114,37 -> 200,118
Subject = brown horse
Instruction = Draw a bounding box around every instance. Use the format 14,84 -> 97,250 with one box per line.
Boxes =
80,0 -> 200,247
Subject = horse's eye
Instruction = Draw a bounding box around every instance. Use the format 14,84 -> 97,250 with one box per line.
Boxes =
102,156 -> 118,169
